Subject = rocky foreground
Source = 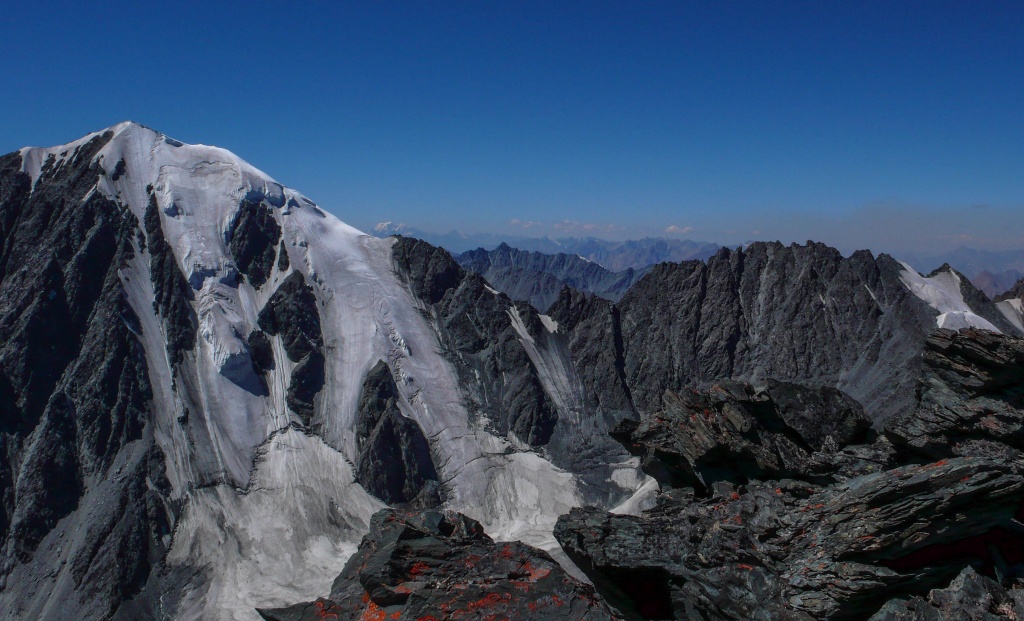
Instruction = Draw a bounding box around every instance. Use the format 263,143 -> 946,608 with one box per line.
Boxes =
555,327 -> 1024,620
264,327 -> 1024,620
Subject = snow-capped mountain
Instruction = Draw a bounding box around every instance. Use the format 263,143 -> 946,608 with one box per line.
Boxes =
0,123 -> 1019,620
0,123 -> 649,620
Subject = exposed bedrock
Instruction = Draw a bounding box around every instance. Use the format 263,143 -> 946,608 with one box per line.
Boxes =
886,328 -> 1024,460
556,328 -> 1024,620
391,236 -> 560,446
257,508 -> 623,621
616,242 -> 938,422
0,140 -> 176,619
354,361 -> 440,506
870,566 -> 1024,620
612,380 -> 875,493
144,193 -> 197,367
556,457 -> 1024,621
227,198 -> 281,289
257,271 -> 325,424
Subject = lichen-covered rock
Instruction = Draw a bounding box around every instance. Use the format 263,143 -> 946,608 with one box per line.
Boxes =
257,509 -> 622,621
557,328 -> 1024,620
355,361 -> 440,506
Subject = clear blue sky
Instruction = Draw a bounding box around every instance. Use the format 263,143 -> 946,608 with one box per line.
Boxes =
2,1 -> 1022,254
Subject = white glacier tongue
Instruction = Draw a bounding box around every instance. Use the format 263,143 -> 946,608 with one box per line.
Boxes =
898,262 -> 1001,333
19,122 -> 624,619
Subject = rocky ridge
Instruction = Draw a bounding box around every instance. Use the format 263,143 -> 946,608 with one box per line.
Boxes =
555,328 -> 1024,620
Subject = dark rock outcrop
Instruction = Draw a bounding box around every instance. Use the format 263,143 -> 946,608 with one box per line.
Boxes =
616,243 -> 938,421
556,328 -> 1024,620
0,139 -> 176,619
257,271 -> 323,362
355,361 -> 440,506
258,271 -> 325,423
227,199 -> 281,288
144,193 -> 197,366
392,236 -> 560,446
257,509 -> 622,621
886,328 -> 1024,460
996,276 -> 1024,303
613,380 -> 872,493
557,457 -> 1024,621
391,235 -> 462,304
548,286 -> 636,421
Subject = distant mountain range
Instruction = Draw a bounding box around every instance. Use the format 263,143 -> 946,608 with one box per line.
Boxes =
373,222 -> 720,271
456,243 -> 649,311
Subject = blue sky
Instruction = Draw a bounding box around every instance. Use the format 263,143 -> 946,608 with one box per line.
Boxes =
2,2 -> 1022,254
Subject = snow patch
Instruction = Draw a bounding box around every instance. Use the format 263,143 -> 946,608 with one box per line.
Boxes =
898,262 -> 1001,333
997,298 -> 1024,333
539,314 -> 559,333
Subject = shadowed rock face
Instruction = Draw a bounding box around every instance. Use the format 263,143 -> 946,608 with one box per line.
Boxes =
228,199 -> 281,289
612,380 -> 872,494
144,193 -> 197,367
391,236 -> 560,446
355,361 -> 440,506
869,567 -> 1024,620
554,328 -> 1024,621
617,243 -> 939,422
0,140 -> 175,618
256,509 -> 622,621
256,271 -> 325,424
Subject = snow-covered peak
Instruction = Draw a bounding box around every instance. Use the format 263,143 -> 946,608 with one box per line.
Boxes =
898,261 -> 1001,333
9,124 -> 641,619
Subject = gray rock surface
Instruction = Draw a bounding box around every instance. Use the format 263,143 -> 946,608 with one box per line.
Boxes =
870,567 -> 1024,620
617,243 -> 938,422
355,361 -> 440,506
0,136 -> 177,619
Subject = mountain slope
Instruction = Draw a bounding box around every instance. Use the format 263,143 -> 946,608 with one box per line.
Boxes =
0,123 -> 649,620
